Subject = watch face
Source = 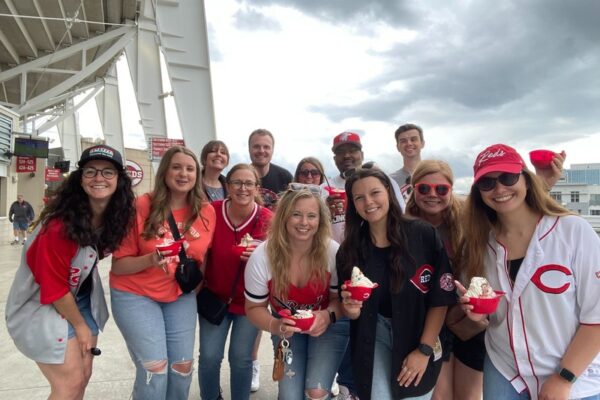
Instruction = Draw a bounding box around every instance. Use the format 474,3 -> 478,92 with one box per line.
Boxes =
558,368 -> 576,383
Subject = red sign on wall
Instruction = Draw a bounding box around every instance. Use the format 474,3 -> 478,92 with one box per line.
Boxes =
45,168 -> 62,182
16,156 -> 36,173
150,138 -> 185,160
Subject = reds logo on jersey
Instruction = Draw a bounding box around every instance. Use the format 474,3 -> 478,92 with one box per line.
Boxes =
530,264 -> 572,294
410,264 -> 434,293
69,267 -> 82,287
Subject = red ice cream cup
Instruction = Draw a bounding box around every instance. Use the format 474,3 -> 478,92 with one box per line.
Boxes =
232,245 -> 247,258
529,150 -> 555,169
156,240 -> 184,257
324,186 -> 347,202
468,291 -> 506,314
278,309 -> 315,331
344,280 -> 379,301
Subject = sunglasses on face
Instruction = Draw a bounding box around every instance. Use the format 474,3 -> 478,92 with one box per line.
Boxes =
288,182 -> 323,196
475,172 -> 521,192
299,169 -> 322,178
342,161 -> 376,180
414,183 -> 451,196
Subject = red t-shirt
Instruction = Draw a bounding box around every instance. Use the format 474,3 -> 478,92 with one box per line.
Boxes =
26,219 -> 79,304
111,194 -> 216,302
204,200 -> 272,315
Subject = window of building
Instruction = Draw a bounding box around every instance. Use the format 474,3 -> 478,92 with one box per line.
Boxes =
571,191 -> 580,203
550,191 -> 562,202
590,210 -> 600,216
590,194 -> 600,206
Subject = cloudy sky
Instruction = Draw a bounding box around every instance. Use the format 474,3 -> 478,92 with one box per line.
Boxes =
199,0 -> 600,192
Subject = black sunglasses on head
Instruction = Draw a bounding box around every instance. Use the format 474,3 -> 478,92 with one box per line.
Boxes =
298,169 -> 321,177
475,172 -> 521,192
342,161 -> 376,180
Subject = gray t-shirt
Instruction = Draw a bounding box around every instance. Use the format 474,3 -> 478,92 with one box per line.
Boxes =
390,168 -> 412,202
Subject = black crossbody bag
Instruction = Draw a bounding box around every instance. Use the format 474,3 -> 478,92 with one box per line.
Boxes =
167,212 -> 203,293
197,207 -> 261,325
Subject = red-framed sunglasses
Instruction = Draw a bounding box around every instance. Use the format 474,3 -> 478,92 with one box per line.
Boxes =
414,183 -> 452,196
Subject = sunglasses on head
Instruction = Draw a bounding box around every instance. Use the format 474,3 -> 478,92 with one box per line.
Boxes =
299,169 -> 322,178
288,182 -> 323,196
342,161 -> 376,180
475,172 -> 521,192
414,183 -> 451,196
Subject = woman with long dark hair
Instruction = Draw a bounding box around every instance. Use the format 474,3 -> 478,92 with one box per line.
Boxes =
338,167 -> 455,400
456,144 -> 600,400
6,144 -> 135,399
110,146 -> 216,400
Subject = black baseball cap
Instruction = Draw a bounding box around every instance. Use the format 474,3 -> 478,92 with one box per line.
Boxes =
78,145 -> 124,170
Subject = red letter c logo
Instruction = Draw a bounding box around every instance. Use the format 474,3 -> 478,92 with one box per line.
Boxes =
530,264 -> 572,294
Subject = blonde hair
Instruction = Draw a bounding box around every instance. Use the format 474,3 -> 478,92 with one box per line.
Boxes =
142,146 -> 208,239
405,160 -> 463,258
266,188 -> 332,299
456,168 -> 572,281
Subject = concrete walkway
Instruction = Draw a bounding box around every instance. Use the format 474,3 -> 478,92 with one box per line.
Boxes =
0,218 -> 279,399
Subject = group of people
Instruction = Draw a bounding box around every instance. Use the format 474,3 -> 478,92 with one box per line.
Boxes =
5,124 -> 600,400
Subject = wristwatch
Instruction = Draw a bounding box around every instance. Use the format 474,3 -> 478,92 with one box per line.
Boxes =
417,343 -> 433,357
556,366 -> 577,383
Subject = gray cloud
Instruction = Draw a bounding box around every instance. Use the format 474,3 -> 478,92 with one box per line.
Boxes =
233,8 -> 282,31
234,0 -> 419,27
308,0 -> 600,145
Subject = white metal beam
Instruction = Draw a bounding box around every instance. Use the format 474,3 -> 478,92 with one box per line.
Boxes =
95,65 -> 125,155
57,99 -> 81,169
16,27 -> 136,114
155,0 -> 216,151
57,0 -> 74,44
0,26 -> 134,83
125,10 -> 168,138
0,29 -> 20,65
32,0 -> 56,51
5,0 -> 39,58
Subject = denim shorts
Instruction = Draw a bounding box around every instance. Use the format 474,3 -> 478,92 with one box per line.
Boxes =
67,290 -> 99,338
13,220 -> 28,231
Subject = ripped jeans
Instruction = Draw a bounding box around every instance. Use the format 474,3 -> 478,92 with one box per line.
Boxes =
111,288 -> 197,400
270,318 -> 348,400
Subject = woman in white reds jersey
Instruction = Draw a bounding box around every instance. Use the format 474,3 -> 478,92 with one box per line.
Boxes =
244,184 -> 347,400
6,144 -> 135,399
456,143 -> 600,400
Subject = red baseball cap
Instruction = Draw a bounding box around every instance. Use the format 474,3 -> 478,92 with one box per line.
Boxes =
473,144 -> 525,182
332,131 -> 362,152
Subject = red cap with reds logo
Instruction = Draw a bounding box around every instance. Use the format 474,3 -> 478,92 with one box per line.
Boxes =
473,144 -> 525,182
332,131 -> 362,152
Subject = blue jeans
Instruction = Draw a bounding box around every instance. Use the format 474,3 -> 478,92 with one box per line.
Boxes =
67,289 -> 99,338
111,288 -> 197,400
198,312 -> 258,400
335,318 -> 357,393
483,355 -> 600,400
372,315 -> 433,400
270,319 -> 348,400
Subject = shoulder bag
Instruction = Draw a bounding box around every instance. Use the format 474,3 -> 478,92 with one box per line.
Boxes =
167,212 -> 203,293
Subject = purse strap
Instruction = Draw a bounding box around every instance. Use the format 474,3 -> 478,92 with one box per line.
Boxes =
226,206 -> 262,303
166,212 -> 189,262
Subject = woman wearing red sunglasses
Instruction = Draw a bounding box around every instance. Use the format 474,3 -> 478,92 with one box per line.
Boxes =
456,144 -> 600,400
406,160 -> 486,400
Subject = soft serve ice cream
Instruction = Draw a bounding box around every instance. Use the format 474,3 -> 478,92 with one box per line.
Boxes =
466,277 -> 495,298
238,233 -> 254,247
350,266 -> 376,288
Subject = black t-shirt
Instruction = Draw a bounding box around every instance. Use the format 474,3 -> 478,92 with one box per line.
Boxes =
258,163 -> 293,210
371,246 -> 392,318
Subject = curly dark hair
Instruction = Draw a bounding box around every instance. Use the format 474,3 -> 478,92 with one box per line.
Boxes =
338,167 -> 411,293
37,168 -> 135,253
